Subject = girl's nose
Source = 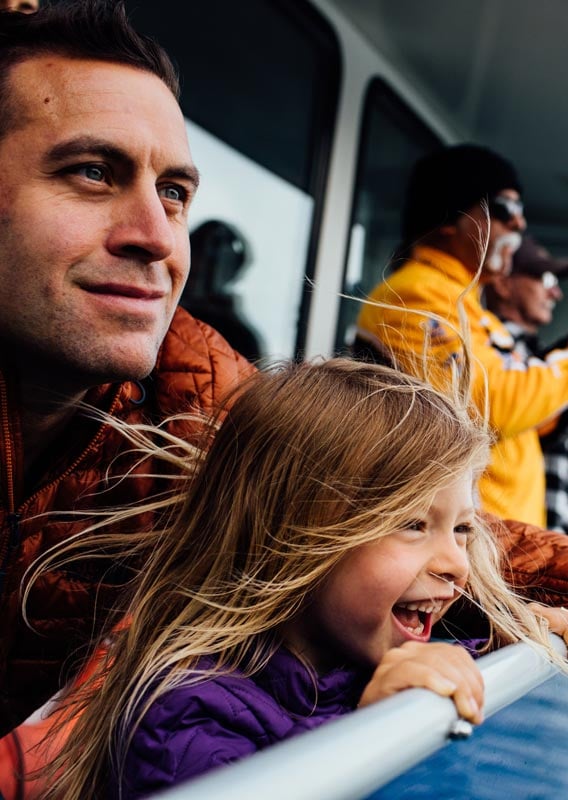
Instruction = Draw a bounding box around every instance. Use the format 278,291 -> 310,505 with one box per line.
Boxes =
429,536 -> 469,585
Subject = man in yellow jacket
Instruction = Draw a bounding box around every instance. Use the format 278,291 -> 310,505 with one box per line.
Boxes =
356,144 -> 568,526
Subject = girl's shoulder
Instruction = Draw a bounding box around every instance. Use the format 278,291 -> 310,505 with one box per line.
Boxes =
120,660 -> 298,795
119,650 -> 364,796
144,663 -> 297,738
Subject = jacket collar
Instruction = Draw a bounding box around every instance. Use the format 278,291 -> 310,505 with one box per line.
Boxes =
413,245 -> 480,292
252,647 -> 369,717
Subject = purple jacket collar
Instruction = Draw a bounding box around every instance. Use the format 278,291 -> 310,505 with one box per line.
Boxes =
250,647 -> 369,717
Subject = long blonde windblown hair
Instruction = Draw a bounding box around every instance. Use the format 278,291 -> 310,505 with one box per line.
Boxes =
39,357 -> 557,799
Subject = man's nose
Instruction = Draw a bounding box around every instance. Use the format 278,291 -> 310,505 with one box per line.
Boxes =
106,184 -> 176,262
551,284 -> 563,302
509,208 -> 527,233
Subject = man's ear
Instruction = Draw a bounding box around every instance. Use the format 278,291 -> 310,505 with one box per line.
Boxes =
488,274 -> 512,301
438,224 -> 457,238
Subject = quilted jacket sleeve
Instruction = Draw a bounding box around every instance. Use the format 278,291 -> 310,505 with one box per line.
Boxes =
123,714 -> 258,799
489,515 -> 568,605
437,515 -> 568,640
120,676 -> 293,799
154,307 -> 256,417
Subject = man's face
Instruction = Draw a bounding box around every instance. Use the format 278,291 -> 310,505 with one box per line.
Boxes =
0,0 -> 38,12
0,56 -> 198,389
501,271 -> 563,331
454,189 -> 526,278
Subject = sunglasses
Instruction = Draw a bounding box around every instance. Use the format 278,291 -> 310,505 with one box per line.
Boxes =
541,271 -> 559,290
489,195 -> 524,223
513,270 -> 559,289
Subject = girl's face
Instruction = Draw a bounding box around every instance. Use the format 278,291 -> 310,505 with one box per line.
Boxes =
286,474 -> 474,671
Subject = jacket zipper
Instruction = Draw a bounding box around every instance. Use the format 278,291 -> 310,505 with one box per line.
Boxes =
0,512 -> 20,598
0,378 -> 126,603
0,373 -> 16,553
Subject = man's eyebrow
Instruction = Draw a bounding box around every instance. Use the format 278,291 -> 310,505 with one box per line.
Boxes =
45,136 -> 136,167
161,165 -> 200,191
44,136 -> 200,189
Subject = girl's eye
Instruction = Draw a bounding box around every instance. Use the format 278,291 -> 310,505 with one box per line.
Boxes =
454,524 -> 474,536
404,520 -> 425,532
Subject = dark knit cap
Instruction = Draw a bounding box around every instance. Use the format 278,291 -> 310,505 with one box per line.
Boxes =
402,144 -> 522,244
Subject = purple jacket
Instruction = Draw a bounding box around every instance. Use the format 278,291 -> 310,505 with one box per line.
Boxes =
112,649 -> 368,799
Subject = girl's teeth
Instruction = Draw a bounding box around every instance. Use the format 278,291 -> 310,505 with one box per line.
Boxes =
407,622 -> 425,635
400,601 -> 441,614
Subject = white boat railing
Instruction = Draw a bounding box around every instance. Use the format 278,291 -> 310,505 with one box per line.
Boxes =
154,635 -> 567,800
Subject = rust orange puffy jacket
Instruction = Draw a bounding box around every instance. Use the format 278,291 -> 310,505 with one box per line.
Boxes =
0,307 -> 254,736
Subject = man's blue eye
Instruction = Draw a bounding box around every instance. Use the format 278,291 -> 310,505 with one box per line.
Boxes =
161,186 -> 182,202
82,165 -> 105,181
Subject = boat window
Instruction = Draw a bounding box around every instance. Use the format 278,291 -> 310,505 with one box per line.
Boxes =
127,0 -> 340,360
335,78 -> 442,352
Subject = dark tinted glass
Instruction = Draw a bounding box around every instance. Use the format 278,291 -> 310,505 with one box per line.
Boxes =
336,78 -> 442,351
126,0 -> 339,195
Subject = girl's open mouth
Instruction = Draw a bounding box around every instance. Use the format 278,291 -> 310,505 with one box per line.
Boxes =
391,599 -> 443,639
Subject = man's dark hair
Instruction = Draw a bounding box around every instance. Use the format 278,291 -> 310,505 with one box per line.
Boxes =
0,0 -> 180,138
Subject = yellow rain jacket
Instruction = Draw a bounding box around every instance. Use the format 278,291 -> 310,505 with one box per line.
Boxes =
357,245 -> 568,526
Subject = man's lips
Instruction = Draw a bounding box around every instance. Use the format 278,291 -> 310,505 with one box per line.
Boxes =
81,283 -> 166,300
